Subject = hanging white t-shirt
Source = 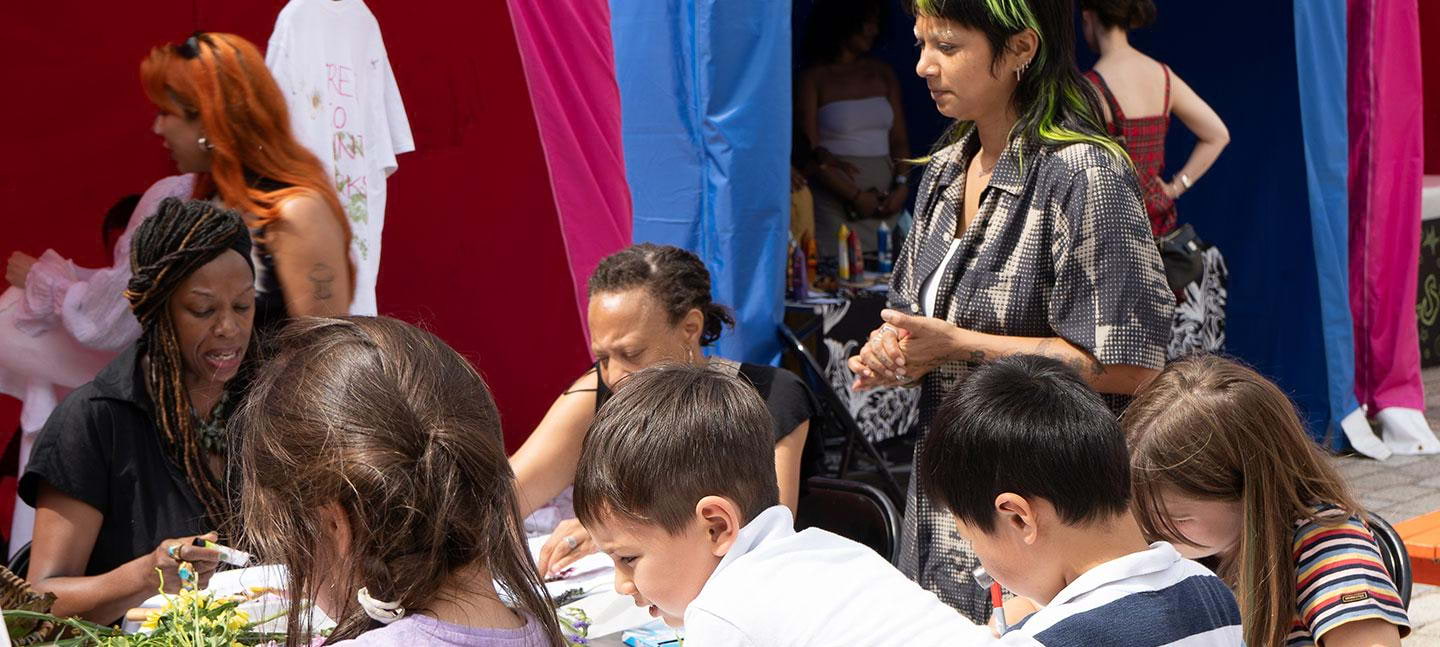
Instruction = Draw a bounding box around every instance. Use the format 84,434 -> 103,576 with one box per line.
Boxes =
266,0 -> 415,316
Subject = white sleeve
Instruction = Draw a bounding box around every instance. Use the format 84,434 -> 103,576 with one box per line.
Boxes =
264,3 -> 294,87
681,609 -> 760,647
377,40 -> 414,175
16,174 -> 193,350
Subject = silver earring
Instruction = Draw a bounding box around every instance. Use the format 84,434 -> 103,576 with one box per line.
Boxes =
198,136 -> 215,151
687,346 -> 695,364
1016,60 -> 1031,81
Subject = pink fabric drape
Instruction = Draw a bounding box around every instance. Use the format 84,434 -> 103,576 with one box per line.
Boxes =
505,0 -> 632,341
1348,0 -> 1427,411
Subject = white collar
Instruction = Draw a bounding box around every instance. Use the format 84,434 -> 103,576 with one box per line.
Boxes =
1045,542 -> 1183,608
711,505 -> 794,576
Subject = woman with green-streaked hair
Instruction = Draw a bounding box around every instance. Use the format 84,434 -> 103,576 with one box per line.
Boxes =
846,0 -> 1173,620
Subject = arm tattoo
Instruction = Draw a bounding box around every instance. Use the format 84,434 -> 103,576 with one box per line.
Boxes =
968,350 -> 987,364
308,263 -> 335,301
1065,355 -> 1106,378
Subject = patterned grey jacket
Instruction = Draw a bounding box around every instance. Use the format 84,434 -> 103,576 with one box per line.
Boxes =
891,128 -> 1173,621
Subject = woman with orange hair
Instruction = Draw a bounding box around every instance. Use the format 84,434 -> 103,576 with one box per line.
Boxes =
142,32 -> 352,334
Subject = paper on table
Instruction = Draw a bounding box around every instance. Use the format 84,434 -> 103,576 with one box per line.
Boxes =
527,534 -> 614,580
527,534 -> 666,639
124,564 -> 334,635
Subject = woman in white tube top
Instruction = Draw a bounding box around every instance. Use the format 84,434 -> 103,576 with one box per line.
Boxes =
798,0 -> 910,272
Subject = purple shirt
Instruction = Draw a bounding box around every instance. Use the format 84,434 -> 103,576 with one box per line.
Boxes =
328,613 -> 548,646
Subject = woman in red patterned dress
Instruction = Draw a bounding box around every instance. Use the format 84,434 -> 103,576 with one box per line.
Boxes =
1082,0 -> 1231,358
1080,0 -> 1230,237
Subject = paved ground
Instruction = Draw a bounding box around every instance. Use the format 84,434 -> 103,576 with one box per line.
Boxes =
1334,367 -> 1440,642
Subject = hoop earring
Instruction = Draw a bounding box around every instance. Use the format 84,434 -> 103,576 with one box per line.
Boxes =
197,136 -> 215,151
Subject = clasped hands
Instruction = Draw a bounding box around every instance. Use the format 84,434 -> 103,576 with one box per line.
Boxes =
848,309 -> 961,391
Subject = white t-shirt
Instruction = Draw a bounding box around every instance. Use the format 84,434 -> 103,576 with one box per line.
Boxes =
682,506 -> 995,646
266,0 -> 415,316
921,237 -> 963,317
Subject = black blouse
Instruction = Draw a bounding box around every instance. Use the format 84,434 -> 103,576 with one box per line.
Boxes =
594,360 -> 824,478
19,342 -> 210,578
247,175 -> 292,340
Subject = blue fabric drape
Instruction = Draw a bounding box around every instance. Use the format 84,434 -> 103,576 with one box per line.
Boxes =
1124,1 -> 1344,442
610,0 -> 791,364
1294,0 -> 1359,449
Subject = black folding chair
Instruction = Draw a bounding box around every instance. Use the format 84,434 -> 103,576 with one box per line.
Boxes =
796,476 -> 902,565
1366,511 -> 1413,608
7,541 -> 29,581
778,324 -> 903,504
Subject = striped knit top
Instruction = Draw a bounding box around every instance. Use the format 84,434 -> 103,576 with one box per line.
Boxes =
1286,506 -> 1410,645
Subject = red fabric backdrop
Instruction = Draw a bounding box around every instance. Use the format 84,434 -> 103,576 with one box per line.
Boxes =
0,1 -> 590,450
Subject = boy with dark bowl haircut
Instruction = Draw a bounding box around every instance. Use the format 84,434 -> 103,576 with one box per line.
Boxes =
918,355 -> 1243,646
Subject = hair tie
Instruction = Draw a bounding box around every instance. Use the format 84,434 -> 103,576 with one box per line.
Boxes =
356,587 -> 406,624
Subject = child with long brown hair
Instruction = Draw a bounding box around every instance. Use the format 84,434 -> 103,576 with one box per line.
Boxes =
1125,355 -> 1409,647
142,32 -> 353,332
235,317 -> 563,646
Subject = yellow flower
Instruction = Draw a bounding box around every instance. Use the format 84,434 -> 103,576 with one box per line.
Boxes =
226,609 -> 250,632
140,609 -> 163,632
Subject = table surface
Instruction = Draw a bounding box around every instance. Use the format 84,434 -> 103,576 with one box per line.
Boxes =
127,536 -> 669,645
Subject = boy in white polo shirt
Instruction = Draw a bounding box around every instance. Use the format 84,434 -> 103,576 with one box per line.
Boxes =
917,355 -> 1244,646
572,363 -> 997,646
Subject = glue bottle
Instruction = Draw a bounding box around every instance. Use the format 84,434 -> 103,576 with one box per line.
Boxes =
877,221 -> 892,273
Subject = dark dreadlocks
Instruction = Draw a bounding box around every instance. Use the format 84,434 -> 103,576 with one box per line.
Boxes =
125,197 -> 255,527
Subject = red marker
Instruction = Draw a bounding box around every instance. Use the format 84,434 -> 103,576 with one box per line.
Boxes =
990,581 -> 1008,634
974,567 -> 1008,635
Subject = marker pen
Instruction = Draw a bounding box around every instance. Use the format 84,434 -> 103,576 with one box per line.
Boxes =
973,567 -> 1008,634
192,538 -> 253,567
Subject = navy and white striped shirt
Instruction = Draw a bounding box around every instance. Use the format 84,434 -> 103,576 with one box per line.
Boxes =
1000,542 -> 1243,647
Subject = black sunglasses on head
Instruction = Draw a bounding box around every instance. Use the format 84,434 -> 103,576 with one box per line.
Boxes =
175,32 -> 210,59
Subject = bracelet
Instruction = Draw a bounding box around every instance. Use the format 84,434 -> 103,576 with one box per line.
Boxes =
1179,173 -> 1192,190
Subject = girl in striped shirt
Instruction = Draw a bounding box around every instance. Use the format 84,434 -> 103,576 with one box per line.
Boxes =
1123,355 -> 1409,647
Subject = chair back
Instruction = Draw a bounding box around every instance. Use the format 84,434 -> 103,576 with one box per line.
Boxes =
796,476 -> 902,565
777,325 -> 902,504
7,541 -> 29,582
1366,511 -> 1413,608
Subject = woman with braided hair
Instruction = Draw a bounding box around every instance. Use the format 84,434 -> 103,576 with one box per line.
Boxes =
19,198 -> 257,623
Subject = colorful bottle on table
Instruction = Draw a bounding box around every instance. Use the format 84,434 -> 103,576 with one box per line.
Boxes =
804,233 -> 817,285
848,228 -> 863,278
837,224 -> 851,281
789,239 -> 806,299
877,221 -> 892,273
789,236 -> 800,296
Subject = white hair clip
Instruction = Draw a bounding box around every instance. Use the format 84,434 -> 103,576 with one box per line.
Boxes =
357,587 -> 406,624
